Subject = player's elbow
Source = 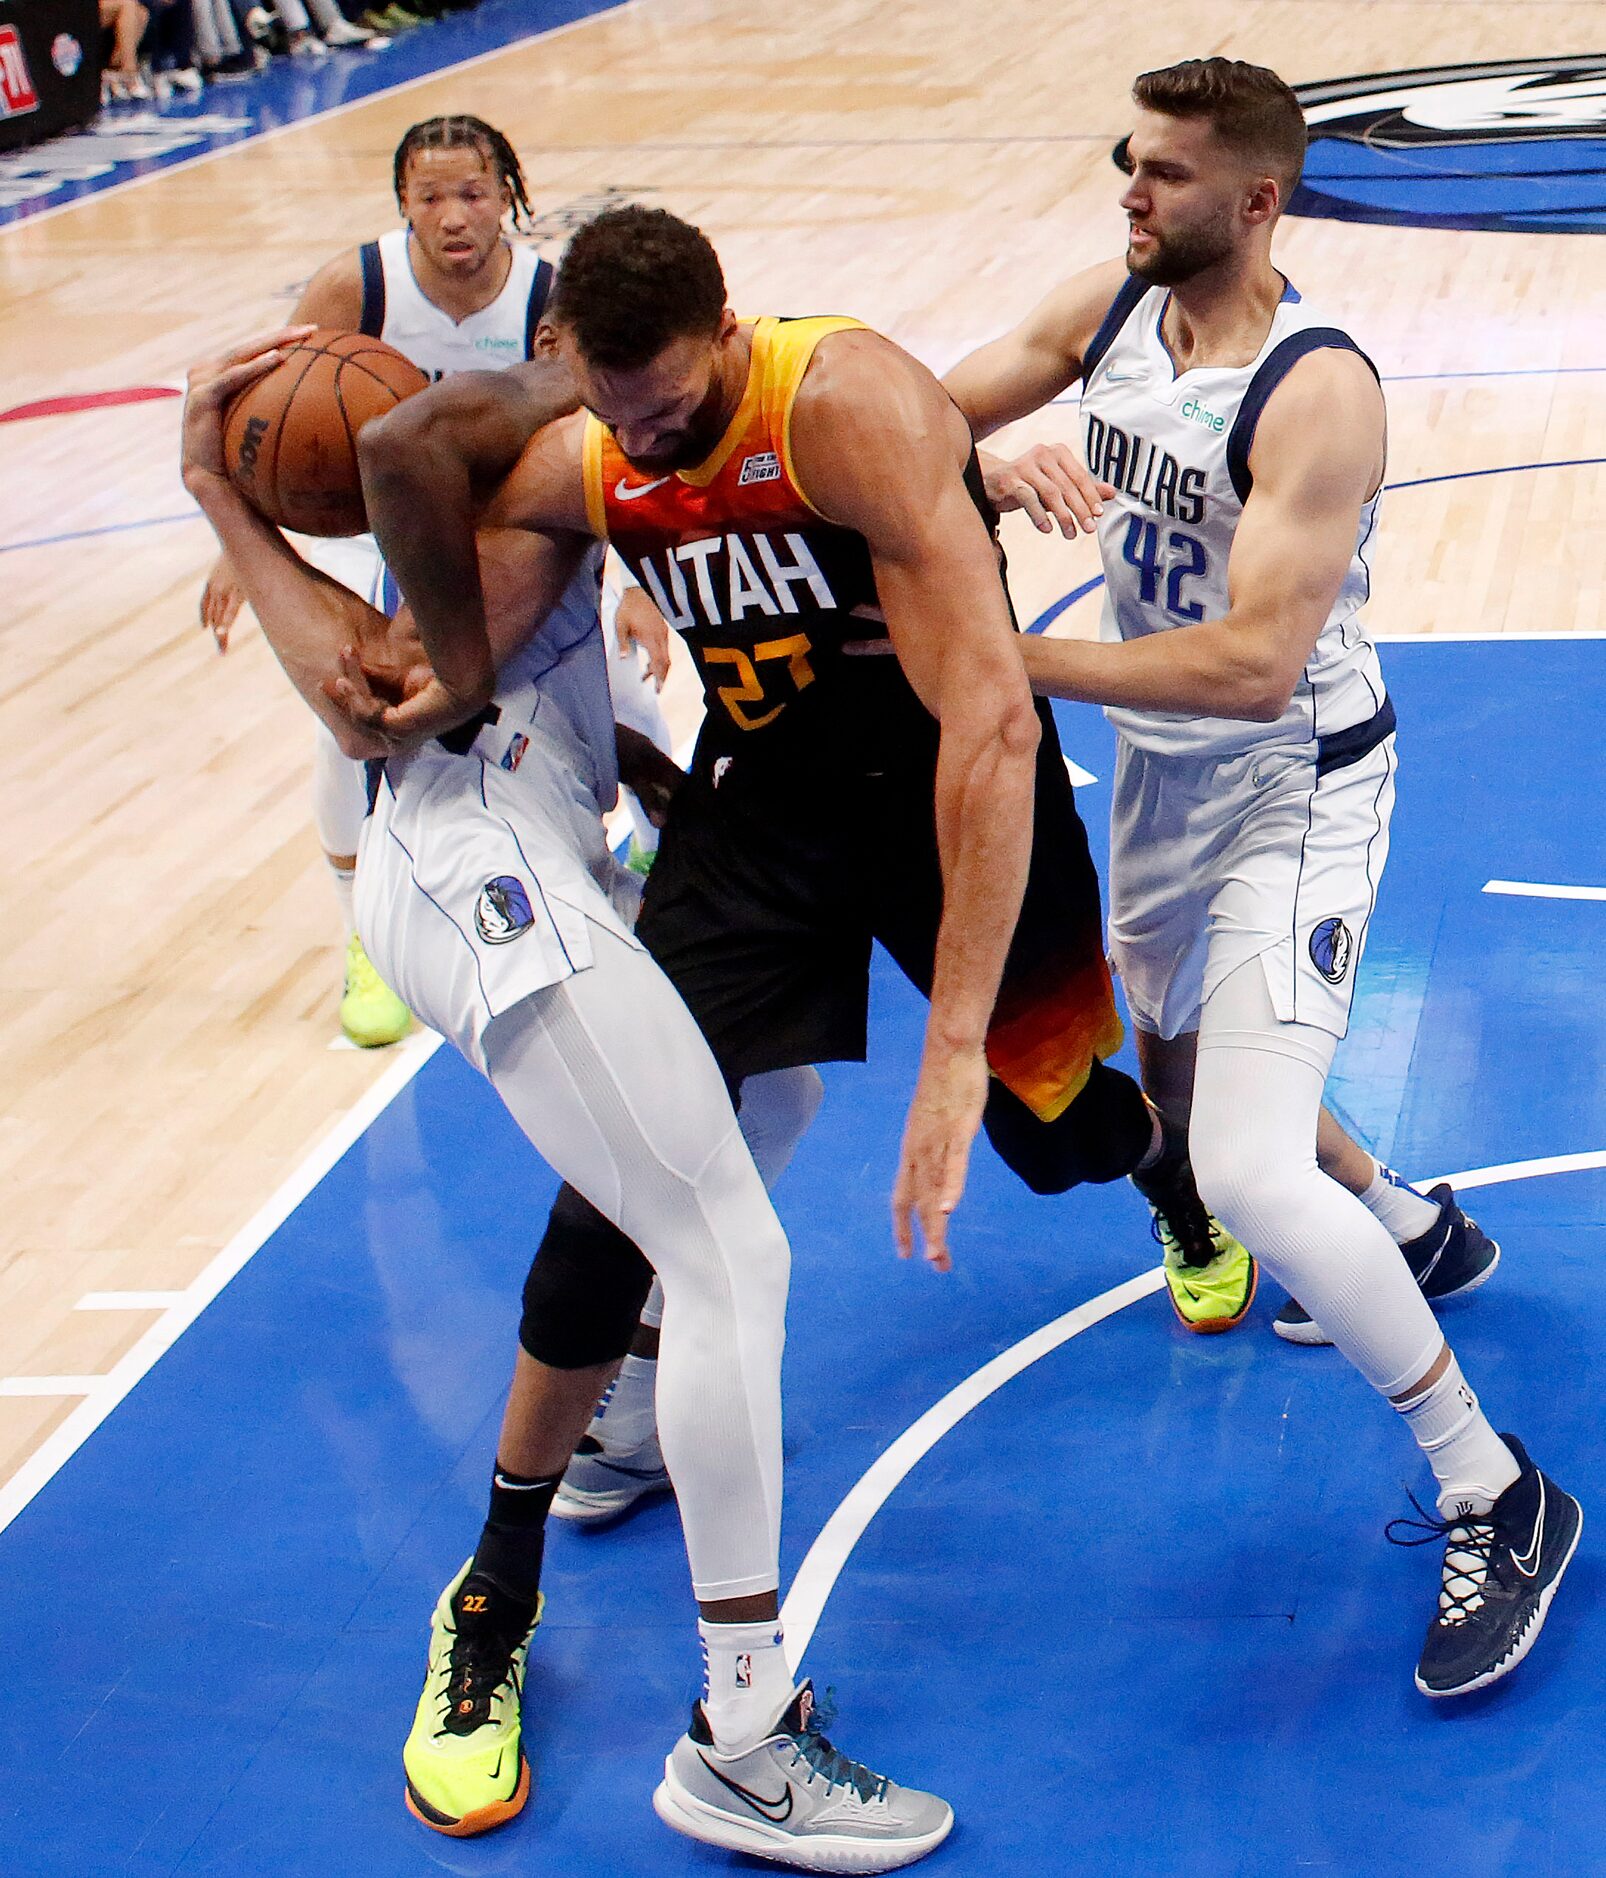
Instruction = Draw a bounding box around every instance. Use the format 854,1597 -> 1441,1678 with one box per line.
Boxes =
356,398 -> 429,495
1219,633 -> 1302,722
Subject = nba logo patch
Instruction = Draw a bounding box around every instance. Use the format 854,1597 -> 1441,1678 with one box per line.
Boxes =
475,876 -> 535,945
1308,916 -> 1353,983
500,733 -> 529,773
735,1653 -> 753,1689
0,28 -> 40,117
737,451 -> 782,487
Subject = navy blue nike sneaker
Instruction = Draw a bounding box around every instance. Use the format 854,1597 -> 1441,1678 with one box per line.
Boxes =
1388,1433 -> 1582,1697
1273,1182 -> 1499,1345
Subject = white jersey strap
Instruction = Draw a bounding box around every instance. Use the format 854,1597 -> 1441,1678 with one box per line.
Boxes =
1224,328 -> 1378,501
1081,272 -> 1148,382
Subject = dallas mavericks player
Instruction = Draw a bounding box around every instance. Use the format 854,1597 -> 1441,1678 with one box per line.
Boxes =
946,57 -> 1579,1701
198,114 -> 671,1043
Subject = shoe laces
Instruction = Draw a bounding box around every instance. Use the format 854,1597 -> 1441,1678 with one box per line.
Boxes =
440,1631 -> 518,1735
1145,1178 -> 1219,1270
1385,1487 -> 1498,1625
786,1689 -> 887,1806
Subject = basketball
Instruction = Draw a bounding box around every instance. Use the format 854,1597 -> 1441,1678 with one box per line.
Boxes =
221,329 -> 430,536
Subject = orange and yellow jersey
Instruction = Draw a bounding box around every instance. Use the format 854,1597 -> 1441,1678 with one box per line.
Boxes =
583,315 -> 994,765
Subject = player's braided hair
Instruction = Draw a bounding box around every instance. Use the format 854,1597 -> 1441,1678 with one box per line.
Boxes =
393,115 -> 535,230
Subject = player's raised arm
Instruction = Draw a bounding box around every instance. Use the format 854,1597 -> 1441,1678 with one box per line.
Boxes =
1022,348 -> 1386,718
944,259 -> 1128,535
790,332 -> 1042,1268
356,357 -> 584,732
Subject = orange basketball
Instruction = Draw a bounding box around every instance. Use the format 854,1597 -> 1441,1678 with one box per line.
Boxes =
221,329 -> 430,537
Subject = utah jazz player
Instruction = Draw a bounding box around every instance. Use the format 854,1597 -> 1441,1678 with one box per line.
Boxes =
343,205 -> 1239,1860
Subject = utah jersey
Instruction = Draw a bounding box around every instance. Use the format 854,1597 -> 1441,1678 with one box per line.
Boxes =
358,227 -> 552,379
1083,275 -> 1386,758
582,315 -> 997,768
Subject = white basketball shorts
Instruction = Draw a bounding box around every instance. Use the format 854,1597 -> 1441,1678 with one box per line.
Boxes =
356,730 -> 644,1071
1108,724 -> 1396,1042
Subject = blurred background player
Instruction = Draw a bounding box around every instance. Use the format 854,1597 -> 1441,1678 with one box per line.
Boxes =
199,114 -> 670,1040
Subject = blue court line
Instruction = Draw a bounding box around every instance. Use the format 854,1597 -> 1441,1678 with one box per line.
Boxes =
0,511 -> 201,554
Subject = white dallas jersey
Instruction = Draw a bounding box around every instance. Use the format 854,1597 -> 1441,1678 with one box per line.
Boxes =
486,544 -> 619,815
1083,276 -> 1386,758
358,227 -> 552,378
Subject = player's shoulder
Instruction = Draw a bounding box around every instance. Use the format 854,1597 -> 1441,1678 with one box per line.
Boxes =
1031,256 -> 1140,361
293,246 -> 369,328
793,322 -> 940,423
1256,339 -> 1383,434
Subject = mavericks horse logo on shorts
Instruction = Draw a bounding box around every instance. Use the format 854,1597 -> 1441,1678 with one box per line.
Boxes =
1309,916 -> 1353,983
475,876 -> 535,945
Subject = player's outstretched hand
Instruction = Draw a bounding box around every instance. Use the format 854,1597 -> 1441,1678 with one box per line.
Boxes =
982,443 -> 1115,537
181,325 -> 316,484
616,586 -> 673,690
200,551 -> 246,652
891,1042 -> 990,1272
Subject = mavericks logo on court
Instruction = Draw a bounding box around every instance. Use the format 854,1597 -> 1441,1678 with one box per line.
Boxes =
475,876 -> 536,945
1288,57 -> 1606,234
1309,917 -> 1353,984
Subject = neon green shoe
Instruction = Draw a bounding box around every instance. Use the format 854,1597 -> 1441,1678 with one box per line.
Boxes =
1132,1152 -> 1257,1334
404,1562 -> 542,1838
339,932 -> 411,1048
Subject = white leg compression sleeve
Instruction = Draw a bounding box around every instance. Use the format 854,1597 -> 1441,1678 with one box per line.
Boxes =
1189,960 -> 1443,1396
630,1066 -> 823,1340
483,924 -> 788,1603
311,721 -> 369,865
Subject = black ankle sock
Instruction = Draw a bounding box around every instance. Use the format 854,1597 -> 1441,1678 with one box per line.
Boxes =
468,1462 -> 562,1608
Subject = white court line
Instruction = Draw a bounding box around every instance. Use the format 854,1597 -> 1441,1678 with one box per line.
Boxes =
781,1146 -> 1606,1672
0,1028 -> 441,1539
780,1268 -> 1164,1672
0,3 -> 636,238
1484,879 -> 1606,902
74,1292 -> 187,1311
1064,755 -> 1098,788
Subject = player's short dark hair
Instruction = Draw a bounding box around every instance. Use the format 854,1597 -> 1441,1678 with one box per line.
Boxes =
548,206 -> 727,372
393,115 -> 534,230
1133,58 -> 1307,198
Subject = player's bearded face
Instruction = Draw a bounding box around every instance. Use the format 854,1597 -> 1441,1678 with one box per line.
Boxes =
578,330 -> 736,473
1120,114 -> 1246,286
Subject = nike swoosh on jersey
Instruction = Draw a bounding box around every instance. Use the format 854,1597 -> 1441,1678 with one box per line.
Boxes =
697,1753 -> 795,1822
1512,1479 -> 1546,1578
614,476 -> 673,500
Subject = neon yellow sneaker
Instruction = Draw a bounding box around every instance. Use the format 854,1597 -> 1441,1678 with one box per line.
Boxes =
404,1562 -> 542,1837
1132,1151 -> 1257,1334
339,932 -> 411,1047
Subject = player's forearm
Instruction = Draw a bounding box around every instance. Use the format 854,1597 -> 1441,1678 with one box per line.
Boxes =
924,698 -> 1040,1054
358,410 -> 496,711
185,468 -> 388,753
1020,619 -> 1300,722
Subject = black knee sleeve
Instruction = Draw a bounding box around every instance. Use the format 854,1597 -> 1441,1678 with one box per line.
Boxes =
983,1058 -> 1153,1195
519,1183 -> 654,1369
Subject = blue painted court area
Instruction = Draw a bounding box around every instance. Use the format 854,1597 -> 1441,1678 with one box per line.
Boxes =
2,639 -> 1603,1876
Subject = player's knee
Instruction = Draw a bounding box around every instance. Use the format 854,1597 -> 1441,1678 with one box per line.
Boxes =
1187,1121 -> 1299,1255
519,1184 -> 653,1369
984,1061 -> 1150,1194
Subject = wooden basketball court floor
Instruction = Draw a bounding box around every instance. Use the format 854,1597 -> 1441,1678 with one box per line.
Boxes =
2,2 -> 1605,1871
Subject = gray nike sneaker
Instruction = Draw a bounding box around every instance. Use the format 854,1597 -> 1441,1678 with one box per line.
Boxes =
653,1682 -> 954,1872
550,1429 -> 673,1525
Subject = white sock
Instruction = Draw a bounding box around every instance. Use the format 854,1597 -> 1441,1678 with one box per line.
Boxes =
699,1616 -> 792,1750
592,1351 -> 657,1453
328,860 -> 355,935
1358,1159 -> 1441,1246
1392,1353 -> 1521,1516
